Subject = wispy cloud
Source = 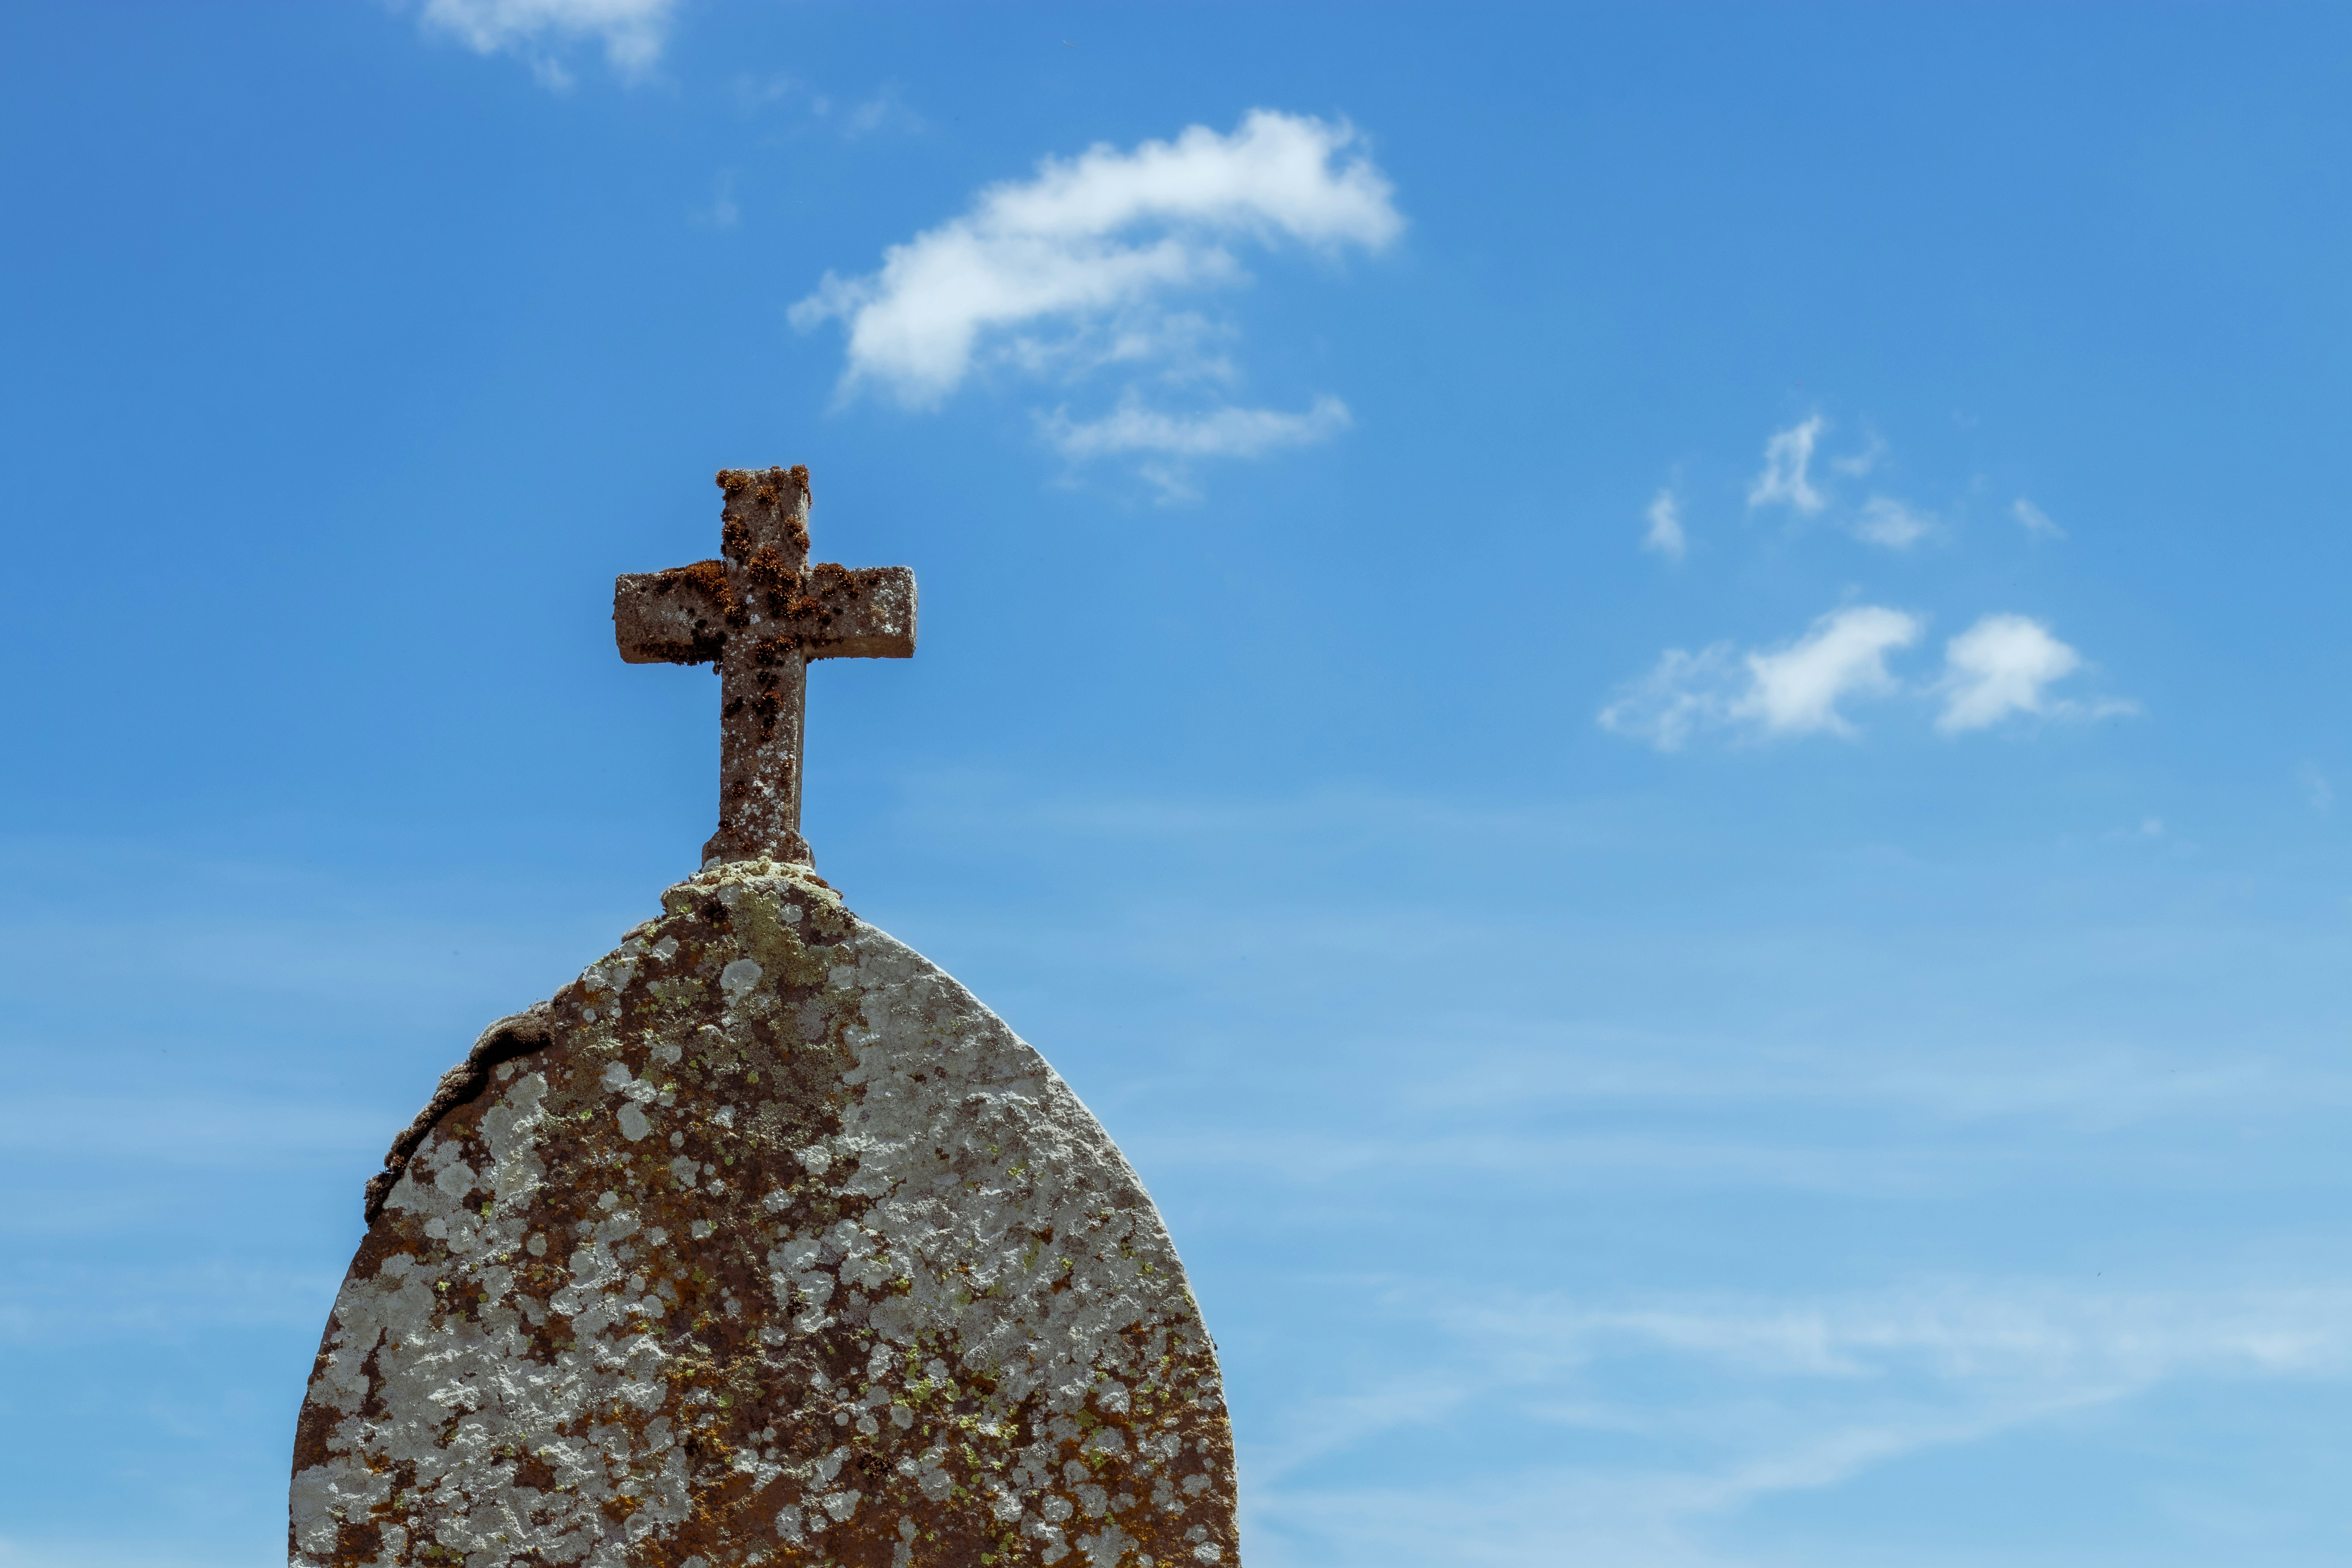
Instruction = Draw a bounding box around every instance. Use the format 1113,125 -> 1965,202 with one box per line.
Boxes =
1642,489 -> 1686,560
1852,494 -> 1938,550
0,1540 -> 247,1568
415,0 -> 677,85
1601,606 -> 1921,749
1446,1283 -> 2352,1384
731,75 -> 926,139
693,171 -> 739,230
1038,396 -> 1350,499
1038,396 -> 1350,461
1248,1280 -> 2352,1566
1935,613 -> 2126,731
838,83 -> 923,139
0,1260 -> 341,1343
791,110 -> 1400,488
2013,497 -> 2065,537
1597,644 -> 1740,751
2298,761 -> 2333,814
1747,416 -> 1826,513
1742,419 -> 1948,551
1830,432 -> 1885,477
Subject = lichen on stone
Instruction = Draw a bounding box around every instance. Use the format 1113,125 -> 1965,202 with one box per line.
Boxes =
291,859 -> 1241,1567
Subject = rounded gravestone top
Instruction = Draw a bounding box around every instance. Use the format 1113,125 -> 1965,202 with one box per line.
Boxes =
291,859 -> 1240,1568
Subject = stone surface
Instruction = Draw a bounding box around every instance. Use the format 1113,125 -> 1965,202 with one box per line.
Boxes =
612,466 -> 916,869
292,859 -> 1240,1567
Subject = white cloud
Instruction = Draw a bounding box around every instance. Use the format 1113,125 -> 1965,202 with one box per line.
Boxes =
1737,606 -> 1922,735
1935,613 -> 2092,731
1600,606 -> 1922,748
789,110 -> 1398,490
794,109 -> 1398,405
417,0 -> 676,80
1852,495 -> 1938,549
2013,497 -> 2065,537
1747,416 -> 1826,513
1607,608 -> 2131,748
1642,490 -> 1686,560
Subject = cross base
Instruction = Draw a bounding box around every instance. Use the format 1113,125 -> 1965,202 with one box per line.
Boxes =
704,824 -> 813,869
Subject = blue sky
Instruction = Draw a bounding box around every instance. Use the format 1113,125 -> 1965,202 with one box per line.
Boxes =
4,3 -> 2351,1564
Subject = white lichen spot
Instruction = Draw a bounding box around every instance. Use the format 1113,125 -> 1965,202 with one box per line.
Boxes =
720,958 -> 764,1002
619,1103 -> 653,1142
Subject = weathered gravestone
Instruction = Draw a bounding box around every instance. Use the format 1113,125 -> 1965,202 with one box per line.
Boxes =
290,468 -> 1242,1568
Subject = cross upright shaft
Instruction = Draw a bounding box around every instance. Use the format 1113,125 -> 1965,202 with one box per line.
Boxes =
613,466 -> 915,867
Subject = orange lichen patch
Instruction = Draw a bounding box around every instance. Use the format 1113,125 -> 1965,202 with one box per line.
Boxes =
293,861 -> 1240,1568
657,559 -> 737,618
746,544 -> 795,596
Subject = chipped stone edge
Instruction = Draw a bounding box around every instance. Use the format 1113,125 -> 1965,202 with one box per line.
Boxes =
360,1002 -> 557,1226
360,857 -> 842,1228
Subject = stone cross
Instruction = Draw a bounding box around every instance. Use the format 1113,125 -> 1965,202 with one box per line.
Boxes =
294,472 -> 1242,1568
615,465 -> 915,867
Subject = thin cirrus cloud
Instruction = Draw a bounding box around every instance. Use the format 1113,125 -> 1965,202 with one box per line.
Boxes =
1251,1279 -> 2352,1564
415,0 -> 677,84
790,110 -> 1403,491
1601,607 -> 2120,749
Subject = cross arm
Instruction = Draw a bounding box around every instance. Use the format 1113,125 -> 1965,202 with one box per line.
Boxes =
615,561 -> 735,665
799,564 -> 917,661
